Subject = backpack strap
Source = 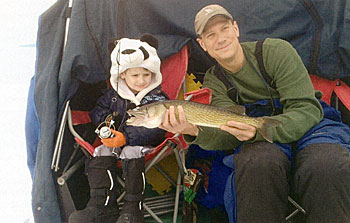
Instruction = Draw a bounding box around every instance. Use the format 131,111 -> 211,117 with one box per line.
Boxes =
214,65 -> 241,104
246,39 -> 277,115
254,39 -> 276,89
213,39 -> 276,109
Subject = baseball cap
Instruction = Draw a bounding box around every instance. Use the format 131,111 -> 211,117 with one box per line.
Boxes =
194,4 -> 233,36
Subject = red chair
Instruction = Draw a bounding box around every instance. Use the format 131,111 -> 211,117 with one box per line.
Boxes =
52,45 -> 195,222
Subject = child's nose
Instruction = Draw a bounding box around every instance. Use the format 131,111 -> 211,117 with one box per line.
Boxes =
138,76 -> 146,84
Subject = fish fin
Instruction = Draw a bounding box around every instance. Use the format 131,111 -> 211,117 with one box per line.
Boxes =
226,105 -> 246,115
257,117 -> 282,143
258,127 -> 273,143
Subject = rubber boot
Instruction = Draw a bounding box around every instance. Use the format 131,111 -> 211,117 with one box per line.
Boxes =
68,156 -> 120,223
116,157 -> 145,223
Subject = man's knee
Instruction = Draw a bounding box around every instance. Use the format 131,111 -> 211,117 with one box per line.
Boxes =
295,143 -> 350,181
234,142 -> 290,177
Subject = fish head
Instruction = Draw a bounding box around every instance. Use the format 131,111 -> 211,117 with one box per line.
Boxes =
126,102 -> 166,128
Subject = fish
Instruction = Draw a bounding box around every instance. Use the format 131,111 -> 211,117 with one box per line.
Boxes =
126,100 -> 282,143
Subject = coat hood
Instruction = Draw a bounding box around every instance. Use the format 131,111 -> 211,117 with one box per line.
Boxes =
110,38 -> 162,105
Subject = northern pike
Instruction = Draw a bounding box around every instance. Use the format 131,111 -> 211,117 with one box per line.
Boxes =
126,100 -> 282,143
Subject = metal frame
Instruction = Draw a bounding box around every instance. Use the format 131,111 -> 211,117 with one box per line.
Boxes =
51,100 -> 187,223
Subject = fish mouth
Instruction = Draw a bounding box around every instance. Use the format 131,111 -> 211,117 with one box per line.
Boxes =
126,108 -> 147,126
126,116 -> 136,124
127,107 -> 144,116
126,114 -> 145,126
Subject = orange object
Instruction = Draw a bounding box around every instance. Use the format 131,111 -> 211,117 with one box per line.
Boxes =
101,129 -> 126,148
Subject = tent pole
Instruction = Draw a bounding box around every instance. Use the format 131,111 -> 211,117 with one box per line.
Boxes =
51,0 -> 74,171
63,0 -> 74,52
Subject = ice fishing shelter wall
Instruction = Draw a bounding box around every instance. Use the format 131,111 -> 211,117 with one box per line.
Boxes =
27,0 -> 350,222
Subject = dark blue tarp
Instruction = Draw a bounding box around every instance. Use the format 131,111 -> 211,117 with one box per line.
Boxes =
118,0 -> 350,80
26,0 -> 350,222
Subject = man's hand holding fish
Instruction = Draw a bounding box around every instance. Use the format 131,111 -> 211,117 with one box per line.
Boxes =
159,105 -> 199,136
160,105 -> 257,142
221,120 -> 257,142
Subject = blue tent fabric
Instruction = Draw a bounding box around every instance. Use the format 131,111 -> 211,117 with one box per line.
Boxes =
118,0 -> 350,81
25,77 -> 40,180
28,0 -> 119,222
228,0 -> 350,80
29,1 -> 69,221
26,0 -> 350,222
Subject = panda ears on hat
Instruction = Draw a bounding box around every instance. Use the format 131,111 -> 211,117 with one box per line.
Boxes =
107,34 -> 159,55
140,33 -> 159,50
108,37 -> 119,55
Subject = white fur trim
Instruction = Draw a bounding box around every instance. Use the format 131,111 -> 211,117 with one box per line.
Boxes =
110,38 -> 162,105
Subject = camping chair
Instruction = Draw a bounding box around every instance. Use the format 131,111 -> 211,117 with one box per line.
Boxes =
51,45 -> 191,223
309,74 -> 350,125
54,102 -> 187,222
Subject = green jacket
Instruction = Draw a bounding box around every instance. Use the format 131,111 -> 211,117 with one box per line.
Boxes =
186,38 -> 323,150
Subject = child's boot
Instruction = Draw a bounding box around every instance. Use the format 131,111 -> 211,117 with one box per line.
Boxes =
68,156 -> 120,223
116,157 -> 145,223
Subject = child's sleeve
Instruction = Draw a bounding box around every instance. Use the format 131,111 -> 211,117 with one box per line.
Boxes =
122,125 -> 167,147
89,90 -> 115,126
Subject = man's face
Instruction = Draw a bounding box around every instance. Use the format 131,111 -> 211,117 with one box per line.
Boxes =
120,67 -> 152,94
197,16 -> 240,64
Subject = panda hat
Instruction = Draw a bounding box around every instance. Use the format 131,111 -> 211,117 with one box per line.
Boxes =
110,35 -> 162,105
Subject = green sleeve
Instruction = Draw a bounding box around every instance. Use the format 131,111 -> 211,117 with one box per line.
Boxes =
183,126 -> 242,151
253,39 -> 323,143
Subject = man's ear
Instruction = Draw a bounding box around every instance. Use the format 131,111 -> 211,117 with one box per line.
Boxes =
196,37 -> 207,52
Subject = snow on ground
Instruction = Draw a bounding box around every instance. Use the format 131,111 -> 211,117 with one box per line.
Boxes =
0,1 -> 56,222
0,39 -> 36,223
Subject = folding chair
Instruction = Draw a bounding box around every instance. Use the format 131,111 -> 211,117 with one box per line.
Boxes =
51,45 -> 191,223
310,74 -> 350,125
55,103 -> 187,222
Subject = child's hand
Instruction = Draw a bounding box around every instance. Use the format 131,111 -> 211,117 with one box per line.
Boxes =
101,129 -> 126,148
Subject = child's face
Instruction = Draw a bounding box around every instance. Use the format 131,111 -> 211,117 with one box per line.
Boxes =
120,67 -> 152,94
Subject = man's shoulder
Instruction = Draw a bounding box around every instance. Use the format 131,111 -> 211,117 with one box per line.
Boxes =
241,38 -> 292,49
263,38 -> 292,48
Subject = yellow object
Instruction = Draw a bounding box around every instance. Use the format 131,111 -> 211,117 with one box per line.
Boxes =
145,73 -> 202,195
146,153 -> 179,195
177,73 -> 202,100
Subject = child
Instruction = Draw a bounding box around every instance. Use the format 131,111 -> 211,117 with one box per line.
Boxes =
69,35 -> 168,223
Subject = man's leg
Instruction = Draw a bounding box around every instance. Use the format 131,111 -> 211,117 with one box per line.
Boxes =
293,143 -> 350,223
234,142 -> 290,222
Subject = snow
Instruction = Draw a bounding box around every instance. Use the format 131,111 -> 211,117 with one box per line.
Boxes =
0,1 -> 56,222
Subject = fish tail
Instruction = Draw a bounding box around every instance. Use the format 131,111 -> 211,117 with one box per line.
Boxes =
257,117 -> 282,143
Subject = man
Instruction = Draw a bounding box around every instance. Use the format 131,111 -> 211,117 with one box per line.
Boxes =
160,4 -> 350,223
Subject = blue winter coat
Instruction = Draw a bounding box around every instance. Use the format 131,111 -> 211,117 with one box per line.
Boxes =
89,86 -> 168,147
